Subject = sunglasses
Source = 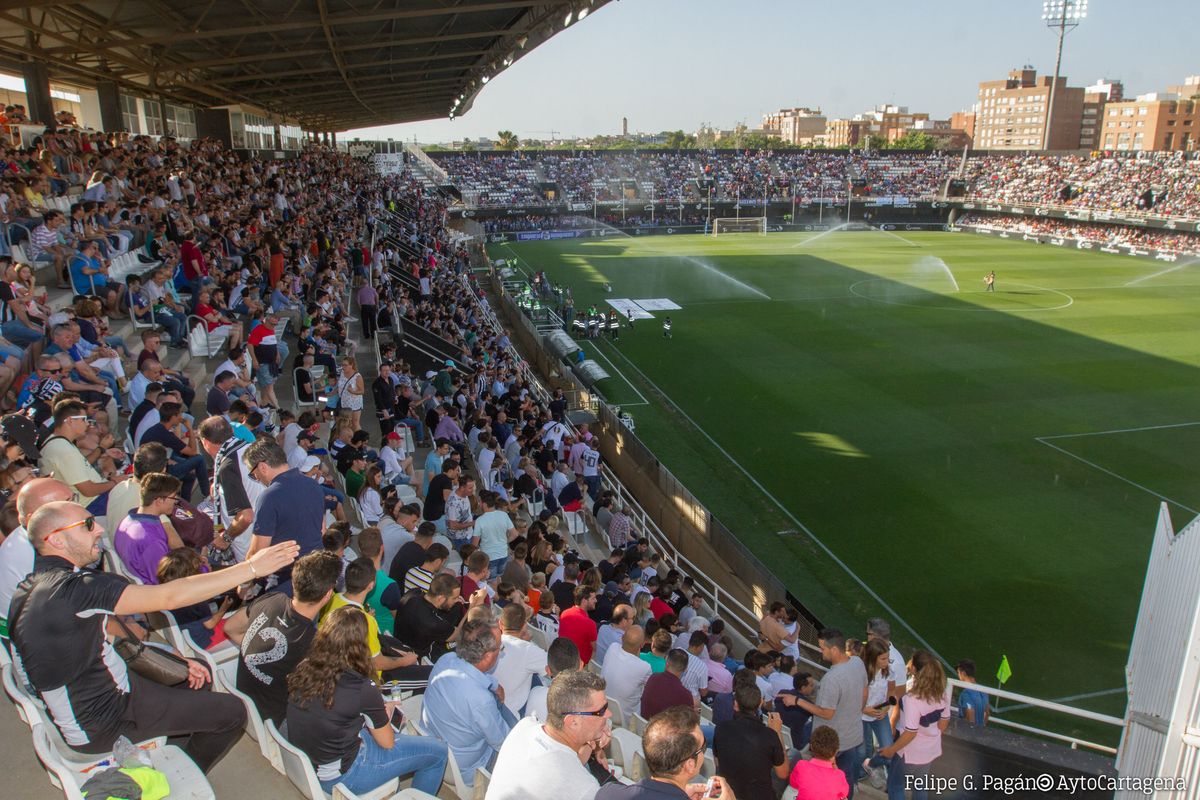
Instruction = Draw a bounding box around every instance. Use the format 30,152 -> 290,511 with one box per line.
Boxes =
564,703 -> 610,718
48,516 -> 96,536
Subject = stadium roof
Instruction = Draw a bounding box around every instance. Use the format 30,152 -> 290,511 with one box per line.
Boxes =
0,1 -> 610,132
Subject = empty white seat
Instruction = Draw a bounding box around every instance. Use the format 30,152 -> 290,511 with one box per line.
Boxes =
266,718 -> 398,800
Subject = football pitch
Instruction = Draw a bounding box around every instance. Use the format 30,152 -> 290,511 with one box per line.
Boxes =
492,229 -> 1200,726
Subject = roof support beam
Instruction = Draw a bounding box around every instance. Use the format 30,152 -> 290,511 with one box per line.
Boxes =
41,2 -> 542,54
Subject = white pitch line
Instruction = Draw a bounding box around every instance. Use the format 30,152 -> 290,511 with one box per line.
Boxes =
603,345 -> 951,666
588,342 -> 649,406
1039,421 -> 1200,441
1035,437 -> 1200,516
1124,259 -> 1197,286
997,687 -> 1127,713
876,229 -> 925,248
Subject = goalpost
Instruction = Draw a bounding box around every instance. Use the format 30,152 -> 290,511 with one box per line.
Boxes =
711,217 -> 767,237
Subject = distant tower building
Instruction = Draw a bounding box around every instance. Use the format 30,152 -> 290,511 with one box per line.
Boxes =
622,116 -> 628,137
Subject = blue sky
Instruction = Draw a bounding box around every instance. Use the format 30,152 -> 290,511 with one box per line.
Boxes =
345,0 -> 1200,144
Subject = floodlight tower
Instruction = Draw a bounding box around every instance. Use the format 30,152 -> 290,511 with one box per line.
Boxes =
1041,0 -> 1088,151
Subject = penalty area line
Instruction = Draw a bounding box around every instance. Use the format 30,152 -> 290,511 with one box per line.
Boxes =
1034,437 -> 1200,517
1038,421 -> 1200,441
602,344 -> 951,666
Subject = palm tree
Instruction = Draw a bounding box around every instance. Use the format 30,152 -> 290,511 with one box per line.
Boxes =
496,130 -> 520,151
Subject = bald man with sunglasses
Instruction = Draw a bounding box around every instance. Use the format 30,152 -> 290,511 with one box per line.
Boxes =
8,499 -> 299,773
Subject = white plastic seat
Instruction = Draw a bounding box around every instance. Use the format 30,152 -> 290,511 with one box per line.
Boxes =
214,668 -> 284,774
2,662 -> 41,726
605,695 -> 626,729
627,712 -> 649,735
527,625 -> 549,651
442,746 -> 487,800
181,628 -> 238,687
265,718 -> 399,800
608,727 -> 646,779
31,722 -> 216,800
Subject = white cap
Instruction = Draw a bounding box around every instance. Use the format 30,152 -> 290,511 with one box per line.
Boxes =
301,455 -> 321,472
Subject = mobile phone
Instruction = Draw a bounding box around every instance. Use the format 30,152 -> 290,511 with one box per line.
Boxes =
703,778 -> 721,798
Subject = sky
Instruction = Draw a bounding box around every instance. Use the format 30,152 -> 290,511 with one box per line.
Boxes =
345,0 -> 1200,144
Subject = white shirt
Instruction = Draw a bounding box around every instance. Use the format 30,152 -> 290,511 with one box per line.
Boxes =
378,519 -> 414,571
379,445 -> 407,477
281,422 -> 302,455
494,633 -> 549,716
134,408 -> 161,447
600,643 -> 652,717
286,443 -> 308,469
524,685 -> 549,723
681,651 -> 710,699
0,525 -> 34,620
768,671 -> 794,699
476,448 -> 497,489
486,716 -> 599,800
756,673 -> 778,702
594,624 -> 624,667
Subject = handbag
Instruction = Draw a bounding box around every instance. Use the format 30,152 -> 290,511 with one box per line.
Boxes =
112,615 -> 191,687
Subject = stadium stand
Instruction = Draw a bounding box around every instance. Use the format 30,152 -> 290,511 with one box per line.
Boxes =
1,120 -> 1166,799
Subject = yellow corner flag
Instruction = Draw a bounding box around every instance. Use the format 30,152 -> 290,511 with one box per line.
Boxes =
997,655 -> 1013,685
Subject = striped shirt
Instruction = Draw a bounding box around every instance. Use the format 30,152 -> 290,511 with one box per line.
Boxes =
28,224 -> 58,259
403,565 -> 435,593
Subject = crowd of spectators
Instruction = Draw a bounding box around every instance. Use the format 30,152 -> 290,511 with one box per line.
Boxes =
434,149 -> 1200,229
958,212 -> 1200,256
0,126 -> 998,800
961,151 -> 1200,219
435,150 -> 959,209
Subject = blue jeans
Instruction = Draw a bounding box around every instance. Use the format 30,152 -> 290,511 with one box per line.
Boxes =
886,754 -> 933,800
0,319 -> 44,347
399,417 -> 426,442
169,454 -> 209,500
700,721 -> 715,748
863,716 -> 894,757
322,485 -> 346,512
488,556 -> 508,575
319,729 -> 447,796
835,745 -> 863,800
584,475 -> 601,502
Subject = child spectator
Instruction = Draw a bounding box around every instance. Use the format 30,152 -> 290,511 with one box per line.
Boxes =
789,725 -> 849,800
156,547 -> 233,650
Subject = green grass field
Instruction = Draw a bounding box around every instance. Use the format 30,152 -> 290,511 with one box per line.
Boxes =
492,230 -> 1200,735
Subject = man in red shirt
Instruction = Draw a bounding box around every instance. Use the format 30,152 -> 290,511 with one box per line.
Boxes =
179,232 -> 207,311
641,649 -> 697,719
459,549 -> 492,605
558,585 -> 598,663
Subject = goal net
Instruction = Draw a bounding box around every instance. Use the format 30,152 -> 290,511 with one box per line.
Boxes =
711,217 -> 767,237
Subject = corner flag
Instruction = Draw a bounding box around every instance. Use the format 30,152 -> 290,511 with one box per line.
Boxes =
997,655 -> 1012,685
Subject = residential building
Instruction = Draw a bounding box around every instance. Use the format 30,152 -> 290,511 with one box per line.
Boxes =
974,67 -> 1092,151
1099,94 -> 1200,152
762,107 -> 826,145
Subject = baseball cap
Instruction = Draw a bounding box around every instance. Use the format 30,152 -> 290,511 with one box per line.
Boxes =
444,359 -> 454,368
298,431 -> 316,442
424,370 -> 437,379
300,455 -> 321,472
0,414 -> 39,459
385,431 -> 402,441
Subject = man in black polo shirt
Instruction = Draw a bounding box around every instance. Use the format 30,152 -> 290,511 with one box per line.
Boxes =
9,499 -> 299,772
389,520 -> 436,584
223,550 -> 341,724
712,682 -> 787,800
393,572 -> 483,661
206,370 -> 236,416
422,458 -> 461,532
595,706 -> 736,800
